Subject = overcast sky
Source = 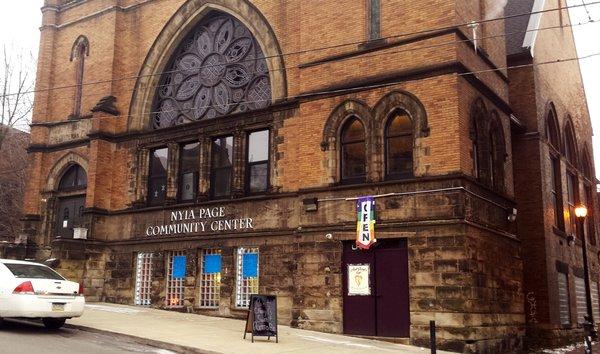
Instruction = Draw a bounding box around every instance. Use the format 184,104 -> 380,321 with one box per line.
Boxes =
0,0 -> 599,176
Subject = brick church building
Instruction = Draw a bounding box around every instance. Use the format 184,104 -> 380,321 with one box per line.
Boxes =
19,0 -> 598,352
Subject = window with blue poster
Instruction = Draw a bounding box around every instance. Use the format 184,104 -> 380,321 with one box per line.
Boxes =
242,253 -> 258,278
172,255 -> 187,279
204,254 -> 222,274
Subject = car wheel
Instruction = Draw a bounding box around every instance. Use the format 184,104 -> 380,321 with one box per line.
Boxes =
0,317 -> 4,328
42,318 -> 66,330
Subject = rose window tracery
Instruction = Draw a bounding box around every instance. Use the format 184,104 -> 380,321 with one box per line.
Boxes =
152,12 -> 272,129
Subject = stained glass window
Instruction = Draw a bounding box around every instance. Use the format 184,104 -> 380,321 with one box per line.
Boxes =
153,12 -> 272,129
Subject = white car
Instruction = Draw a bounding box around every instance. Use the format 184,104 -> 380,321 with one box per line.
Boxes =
0,259 -> 85,329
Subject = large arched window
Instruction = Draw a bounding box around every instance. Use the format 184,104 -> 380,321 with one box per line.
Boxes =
469,99 -> 487,181
152,11 -> 272,129
488,115 -> 506,192
546,107 -> 564,230
340,117 -> 366,183
564,120 -> 578,168
564,119 -> 579,236
385,109 -> 413,179
58,165 -> 87,191
582,150 -> 596,245
70,36 -> 89,118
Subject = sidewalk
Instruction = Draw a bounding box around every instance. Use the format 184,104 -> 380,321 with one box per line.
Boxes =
68,302 -> 454,354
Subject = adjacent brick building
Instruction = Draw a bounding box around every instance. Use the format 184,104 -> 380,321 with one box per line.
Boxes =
18,0 -> 598,352
0,125 -> 29,243
507,0 -> 600,349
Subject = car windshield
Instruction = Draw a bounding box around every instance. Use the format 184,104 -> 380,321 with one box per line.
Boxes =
4,263 -> 65,280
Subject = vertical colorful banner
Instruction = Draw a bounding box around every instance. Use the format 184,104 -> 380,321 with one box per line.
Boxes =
356,196 -> 376,249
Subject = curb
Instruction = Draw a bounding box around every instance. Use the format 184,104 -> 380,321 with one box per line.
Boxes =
65,323 -> 221,354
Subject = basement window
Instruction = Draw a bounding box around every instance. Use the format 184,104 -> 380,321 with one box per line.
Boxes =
166,251 -> 185,308
557,271 -> 570,325
235,247 -> 259,308
135,252 -> 153,306
199,249 -> 221,308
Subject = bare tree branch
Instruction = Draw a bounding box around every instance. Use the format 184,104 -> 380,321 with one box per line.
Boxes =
0,44 -> 35,150
0,44 -> 35,242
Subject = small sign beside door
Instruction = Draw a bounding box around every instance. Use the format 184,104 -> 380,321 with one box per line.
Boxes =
347,264 -> 371,296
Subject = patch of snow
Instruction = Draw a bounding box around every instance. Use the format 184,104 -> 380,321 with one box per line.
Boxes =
542,341 -> 592,353
85,304 -> 146,315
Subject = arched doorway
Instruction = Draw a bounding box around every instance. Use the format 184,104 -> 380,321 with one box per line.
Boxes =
54,164 -> 87,239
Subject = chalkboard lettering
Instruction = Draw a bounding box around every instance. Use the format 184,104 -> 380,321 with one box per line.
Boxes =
243,295 -> 278,343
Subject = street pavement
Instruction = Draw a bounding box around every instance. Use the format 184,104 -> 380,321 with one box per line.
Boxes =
0,318 -> 176,354
66,302 -> 455,353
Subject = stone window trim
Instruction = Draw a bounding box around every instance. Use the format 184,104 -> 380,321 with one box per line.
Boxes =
321,91 -> 429,185
46,154 -> 89,193
127,0 -> 287,132
468,98 -> 507,193
322,99 -> 374,185
373,91 -> 428,182
134,124 -> 275,208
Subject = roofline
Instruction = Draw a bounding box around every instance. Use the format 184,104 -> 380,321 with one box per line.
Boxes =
523,0 -> 546,54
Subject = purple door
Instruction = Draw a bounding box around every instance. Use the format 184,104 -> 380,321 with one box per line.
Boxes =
342,239 -> 410,337
342,243 -> 376,335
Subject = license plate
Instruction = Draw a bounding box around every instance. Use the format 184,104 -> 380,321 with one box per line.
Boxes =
52,303 -> 65,312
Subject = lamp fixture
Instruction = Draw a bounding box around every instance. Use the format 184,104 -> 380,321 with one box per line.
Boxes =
575,205 -> 589,219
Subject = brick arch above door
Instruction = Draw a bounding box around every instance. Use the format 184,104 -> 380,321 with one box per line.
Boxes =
45,152 -> 89,192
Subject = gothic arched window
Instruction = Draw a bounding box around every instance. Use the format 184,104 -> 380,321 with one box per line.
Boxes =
58,165 -> 87,191
70,36 -> 89,118
385,110 -> 413,179
488,116 -> 506,192
152,12 -> 272,129
564,120 -> 578,168
340,117 -> 366,183
546,107 -> 564,230
469,99 -> 487,181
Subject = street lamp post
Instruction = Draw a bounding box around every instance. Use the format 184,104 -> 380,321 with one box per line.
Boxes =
575,205 -> 597,345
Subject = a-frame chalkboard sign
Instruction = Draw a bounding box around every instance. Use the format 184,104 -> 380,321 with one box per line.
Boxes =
243,294 -> 278,343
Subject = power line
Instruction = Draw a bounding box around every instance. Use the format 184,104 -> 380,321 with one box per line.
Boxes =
32,51 -> 600,126
581,0 -> 596,22
22,17 -> 600,110
3,0 -> 599,100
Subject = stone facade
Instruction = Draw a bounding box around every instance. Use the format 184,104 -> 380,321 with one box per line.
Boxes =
16,0 -> 596,353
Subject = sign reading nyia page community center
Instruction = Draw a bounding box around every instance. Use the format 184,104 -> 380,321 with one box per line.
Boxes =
356,196 -> 376,249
